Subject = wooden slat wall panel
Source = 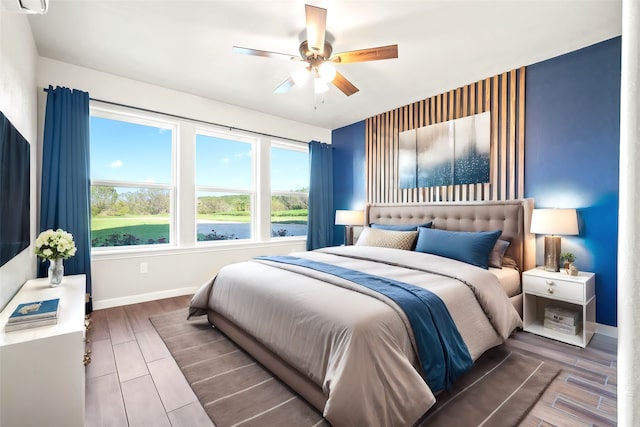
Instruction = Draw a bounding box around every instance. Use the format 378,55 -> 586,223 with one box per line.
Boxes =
365,67 -> 525,204
517,68 -> 526,199
500,72 -> 508,201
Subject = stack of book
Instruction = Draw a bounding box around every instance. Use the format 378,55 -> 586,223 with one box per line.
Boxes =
5,298 -> 60,332
543,305 -> 581,335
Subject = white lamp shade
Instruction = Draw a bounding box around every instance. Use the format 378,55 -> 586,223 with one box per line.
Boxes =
335,210 -> 364,226
291,67 -> 309,87
314,77 -> 329,94
530,208 -> 579,235
318,62 -> 336,83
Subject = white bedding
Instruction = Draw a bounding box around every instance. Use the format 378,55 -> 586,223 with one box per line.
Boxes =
190,246 -> 522,427
489,266 -> 522,297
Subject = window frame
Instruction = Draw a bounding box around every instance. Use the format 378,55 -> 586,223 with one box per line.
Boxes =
269,140 -> 310,240
89,105 -> 178,251
194,127 -> 257,244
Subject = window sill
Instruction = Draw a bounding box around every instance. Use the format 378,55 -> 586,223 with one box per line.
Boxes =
90,237 -> 307,260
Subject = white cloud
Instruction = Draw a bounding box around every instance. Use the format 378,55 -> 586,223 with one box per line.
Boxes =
145,178 -> 156,183
222,158 -> 230,163
109,160 -> 123,168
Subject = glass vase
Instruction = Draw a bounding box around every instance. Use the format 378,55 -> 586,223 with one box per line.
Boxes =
48,258 -> 64,287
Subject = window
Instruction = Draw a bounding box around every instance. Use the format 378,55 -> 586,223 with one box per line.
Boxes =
89,103 -> 310,253
271,142 -> 309,238
90,108 -> 175,248
195,131 -> 254,242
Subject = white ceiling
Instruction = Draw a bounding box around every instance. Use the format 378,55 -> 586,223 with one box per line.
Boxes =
25,0 -> 621,130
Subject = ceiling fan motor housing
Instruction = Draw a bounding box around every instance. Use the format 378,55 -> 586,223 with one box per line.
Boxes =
299,40 -> 333,65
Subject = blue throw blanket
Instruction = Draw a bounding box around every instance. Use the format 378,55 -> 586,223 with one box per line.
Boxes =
255,255 -> 473,392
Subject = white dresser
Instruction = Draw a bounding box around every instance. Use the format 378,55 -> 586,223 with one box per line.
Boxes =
0,274 -> 86,427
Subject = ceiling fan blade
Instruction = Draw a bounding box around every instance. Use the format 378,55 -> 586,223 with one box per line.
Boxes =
232,46 -> 297,61
274,76 -> 296,94
331,44 -> 398,64
332,72 -> 359,96
305,4 -> 327,53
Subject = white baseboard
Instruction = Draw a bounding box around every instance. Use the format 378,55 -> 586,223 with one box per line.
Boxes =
596,323 -> 618,339
93,286 -> 198,310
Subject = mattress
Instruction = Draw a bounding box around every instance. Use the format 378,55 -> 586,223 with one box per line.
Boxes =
490,266 -> 521,297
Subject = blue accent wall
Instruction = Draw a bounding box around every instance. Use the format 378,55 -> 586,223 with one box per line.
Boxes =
525,37 -> 620,326
331,121 -> 366,245
331,37 -> 621,326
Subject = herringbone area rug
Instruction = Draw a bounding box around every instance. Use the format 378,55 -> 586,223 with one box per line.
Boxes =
151,310 -> 559,427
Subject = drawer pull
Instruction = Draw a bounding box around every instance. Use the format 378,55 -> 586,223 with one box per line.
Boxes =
547,288 -> 554,294
545,280 -> 554,286
83,350 -> 92,366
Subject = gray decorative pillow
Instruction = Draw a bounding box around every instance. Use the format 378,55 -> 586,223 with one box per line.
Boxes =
488,239 -> 511,269
355,227 -> 418,250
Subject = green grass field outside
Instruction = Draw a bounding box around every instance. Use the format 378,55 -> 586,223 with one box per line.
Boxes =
91,216 -> 170,246
91,215 -> 170,230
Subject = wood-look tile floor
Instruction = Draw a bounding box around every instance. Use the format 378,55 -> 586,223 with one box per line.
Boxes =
85,295 -> 214,427
86,296 -> 617,427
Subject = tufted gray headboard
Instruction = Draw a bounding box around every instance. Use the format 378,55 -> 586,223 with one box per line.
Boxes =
366,199 -> 535,273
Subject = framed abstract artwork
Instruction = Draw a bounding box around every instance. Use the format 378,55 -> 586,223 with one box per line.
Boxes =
399,111 -> 490,189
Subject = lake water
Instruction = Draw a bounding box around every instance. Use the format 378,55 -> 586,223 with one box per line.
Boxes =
197,221 -> 307,240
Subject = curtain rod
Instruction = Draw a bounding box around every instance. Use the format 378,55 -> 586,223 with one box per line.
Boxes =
42,88 -> 309,145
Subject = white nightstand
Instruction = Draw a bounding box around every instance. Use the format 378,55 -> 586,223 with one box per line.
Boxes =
522,268 -> 596,348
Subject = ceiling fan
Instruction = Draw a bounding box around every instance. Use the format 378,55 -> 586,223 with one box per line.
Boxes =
232,4 -> 398,97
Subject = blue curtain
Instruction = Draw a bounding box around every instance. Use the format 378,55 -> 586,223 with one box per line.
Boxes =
306,141 -> 334,250
39,86 -> 93,312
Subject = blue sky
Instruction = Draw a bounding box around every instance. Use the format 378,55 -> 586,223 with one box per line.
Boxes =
90,116 -> 309,191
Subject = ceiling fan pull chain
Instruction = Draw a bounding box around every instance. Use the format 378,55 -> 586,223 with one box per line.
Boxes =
313,92 -> 327,110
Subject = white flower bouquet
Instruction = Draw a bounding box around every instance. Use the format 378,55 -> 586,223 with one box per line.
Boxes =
35,229 -> 77,261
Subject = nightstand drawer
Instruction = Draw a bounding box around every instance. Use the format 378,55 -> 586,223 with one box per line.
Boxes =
523,275 -> 585,303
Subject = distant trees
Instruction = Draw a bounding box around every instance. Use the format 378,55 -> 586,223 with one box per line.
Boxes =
271,194 -> 308,213
270,187 -> 309,214
91,186 -> 118,216
197,192 -> 308,216
91,186 -> 309,217
197,195 -> 251,215
121,189 -> 168,215
91,186 -> 170,216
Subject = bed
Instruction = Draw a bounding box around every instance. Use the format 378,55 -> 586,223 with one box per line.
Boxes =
189,199 -> 535,427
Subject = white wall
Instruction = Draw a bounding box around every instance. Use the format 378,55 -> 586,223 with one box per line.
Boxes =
36,58 -> 332,309
0,8 -> 38,310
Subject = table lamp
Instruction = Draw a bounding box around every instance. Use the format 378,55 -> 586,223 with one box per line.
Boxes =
335,210 -> 364,245
530,208 -> 579,272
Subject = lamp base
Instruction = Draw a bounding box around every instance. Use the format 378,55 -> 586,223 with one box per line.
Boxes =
344,226 -> 354,246
543,235 -> 561,272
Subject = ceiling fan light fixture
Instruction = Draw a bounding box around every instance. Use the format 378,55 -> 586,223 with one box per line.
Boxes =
233,4 -> 397,98
314,77 -> 329,94
318,62 -> 336,83
291,67 -> 310,87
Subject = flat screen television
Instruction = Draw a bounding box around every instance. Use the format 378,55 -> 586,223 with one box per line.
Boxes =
0,111 -> 30,267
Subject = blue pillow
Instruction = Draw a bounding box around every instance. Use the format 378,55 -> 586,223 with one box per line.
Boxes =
370,221 -> 432,232
415,227 -> 502,269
